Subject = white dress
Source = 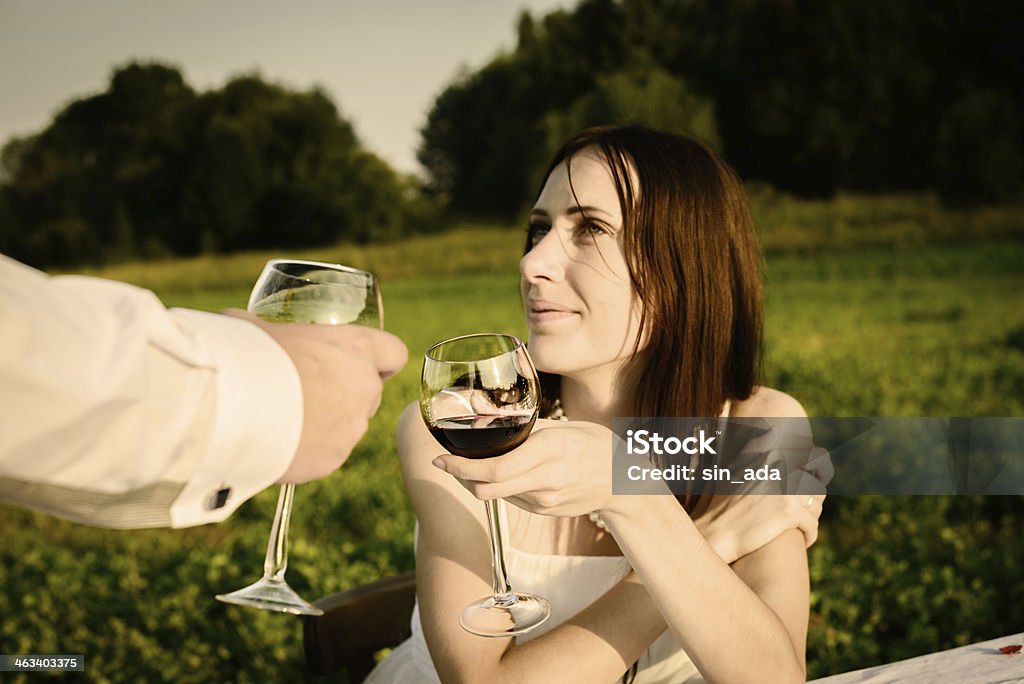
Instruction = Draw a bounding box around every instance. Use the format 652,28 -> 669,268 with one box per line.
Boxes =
365,510 -> 703,683
367,403 -> 747,682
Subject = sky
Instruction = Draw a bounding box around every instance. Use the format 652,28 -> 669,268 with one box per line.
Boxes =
0,0 -> 570,175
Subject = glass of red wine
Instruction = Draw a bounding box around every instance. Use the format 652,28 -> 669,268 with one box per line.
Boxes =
421,333 -> 551,637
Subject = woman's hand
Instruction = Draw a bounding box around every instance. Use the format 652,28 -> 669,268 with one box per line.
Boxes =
431,418 -> 623,517
696,444 -> 831,563
696,493 -> 824,564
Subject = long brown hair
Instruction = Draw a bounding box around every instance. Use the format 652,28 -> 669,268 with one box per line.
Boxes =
527,125 -> 764,504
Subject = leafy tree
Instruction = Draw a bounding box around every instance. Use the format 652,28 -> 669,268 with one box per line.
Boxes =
0,189 -> 18,254
419,0 -> 628,217
934,91 -> 1023,204
542,63 -> 721,157
420,0 -> 1024,211
1,62 -> 430,268
419,57 -> 545,217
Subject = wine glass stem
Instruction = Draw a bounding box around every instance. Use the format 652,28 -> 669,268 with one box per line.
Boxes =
262,483 -> 294,581
484,498 -> 514,603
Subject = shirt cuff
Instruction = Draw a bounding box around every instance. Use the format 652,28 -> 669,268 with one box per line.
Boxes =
168,310 -> 303,527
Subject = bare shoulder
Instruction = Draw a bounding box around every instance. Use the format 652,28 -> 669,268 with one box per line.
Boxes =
396,399 -> 483,519
733,386 -> 808,419
397,400 -> 445,479
396,400 -> 427,460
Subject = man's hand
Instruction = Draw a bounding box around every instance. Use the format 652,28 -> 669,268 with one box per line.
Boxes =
223,309 -> 408,483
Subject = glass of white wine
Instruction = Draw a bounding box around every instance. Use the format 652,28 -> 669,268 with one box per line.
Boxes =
216,259 -> 381,615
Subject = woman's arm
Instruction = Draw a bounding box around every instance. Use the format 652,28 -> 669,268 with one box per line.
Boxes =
695,493 -> 822,563
433,388 -> 813,683
603,496 -> 808,683
399,402 -> 667,684
598,389 -> 810,683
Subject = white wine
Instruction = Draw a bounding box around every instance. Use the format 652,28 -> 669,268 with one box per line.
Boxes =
250,289 -> 372,325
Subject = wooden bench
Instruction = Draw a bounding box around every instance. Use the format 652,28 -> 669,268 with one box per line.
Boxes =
302,571 -> 417,682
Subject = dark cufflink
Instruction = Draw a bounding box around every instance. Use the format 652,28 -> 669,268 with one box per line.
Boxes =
206,486 -> 232,510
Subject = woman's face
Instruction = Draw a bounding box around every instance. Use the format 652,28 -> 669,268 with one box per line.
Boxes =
520,150 -> 644,378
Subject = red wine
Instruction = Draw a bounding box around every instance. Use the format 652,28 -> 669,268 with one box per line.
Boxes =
428,413 -> 537,459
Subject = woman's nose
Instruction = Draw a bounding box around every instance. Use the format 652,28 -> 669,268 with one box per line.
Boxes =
520,231 -> 567,283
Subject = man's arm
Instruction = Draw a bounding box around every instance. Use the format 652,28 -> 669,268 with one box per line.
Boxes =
0,254 -> 406,528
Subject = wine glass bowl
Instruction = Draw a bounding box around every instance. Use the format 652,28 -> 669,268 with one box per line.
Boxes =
421,333 -> 551,637
248,259 -> 381,326
216,259 -> 381,616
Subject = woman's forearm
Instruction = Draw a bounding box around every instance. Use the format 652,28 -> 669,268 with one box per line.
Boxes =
601,495 -> 807,684
422,561 -> 668,684
493,572 -> 666,684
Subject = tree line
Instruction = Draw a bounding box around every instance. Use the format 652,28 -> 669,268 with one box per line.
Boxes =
0,63 -> 434,268
2,0 -> 1020,268
419,0 -> 1023,217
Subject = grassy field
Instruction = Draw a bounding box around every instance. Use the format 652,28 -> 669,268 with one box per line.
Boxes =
2,197 -> 1023,682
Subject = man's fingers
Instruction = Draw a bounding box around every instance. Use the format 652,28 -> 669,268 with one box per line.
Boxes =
313,326 -> 408,379
221,308 -> 408,380
365,329 -> 408,379
313,325 -> 405,378
469,392 -> 498,415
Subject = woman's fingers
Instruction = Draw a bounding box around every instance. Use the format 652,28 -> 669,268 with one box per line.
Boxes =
430,420 -> 612,514
434,452 -> 577,508
442,467 -> 552,502
431,421 -> 566,482
466,479 -> 553,502
432,448 -> 541,485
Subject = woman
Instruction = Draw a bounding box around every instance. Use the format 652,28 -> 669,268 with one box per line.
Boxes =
370,125 -> 825,683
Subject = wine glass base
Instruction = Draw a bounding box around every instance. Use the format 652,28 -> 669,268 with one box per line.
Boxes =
216,577 -> 324,616
459,592 -> 551,637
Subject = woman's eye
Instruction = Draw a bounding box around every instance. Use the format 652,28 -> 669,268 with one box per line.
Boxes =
527,222 -> 551,245
577,221 -> 607,238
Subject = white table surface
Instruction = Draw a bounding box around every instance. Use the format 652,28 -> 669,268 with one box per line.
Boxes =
809,632 -> 1024,683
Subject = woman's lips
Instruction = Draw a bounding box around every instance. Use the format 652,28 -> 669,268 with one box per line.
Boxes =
527,299 -> 578,324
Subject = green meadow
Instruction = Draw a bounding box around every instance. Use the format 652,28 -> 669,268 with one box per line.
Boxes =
2,194 -> 1023,681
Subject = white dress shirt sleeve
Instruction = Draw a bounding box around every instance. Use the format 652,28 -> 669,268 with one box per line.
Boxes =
0,254 -> 303,528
